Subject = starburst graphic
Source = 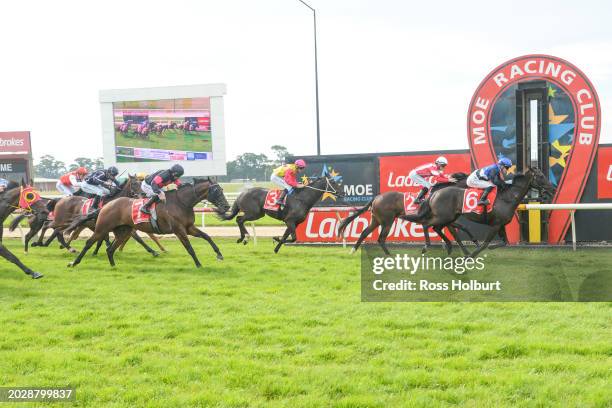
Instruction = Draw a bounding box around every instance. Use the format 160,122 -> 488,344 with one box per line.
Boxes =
549,104 -> 568,125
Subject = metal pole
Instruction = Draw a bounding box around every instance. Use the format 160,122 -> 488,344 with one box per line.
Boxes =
297,0 -> 321,155
571,210 -> 576,251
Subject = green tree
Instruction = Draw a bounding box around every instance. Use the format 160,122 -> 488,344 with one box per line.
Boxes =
34,155 -> 66,178
68,157 -> 106,172
271,145 -> 292,166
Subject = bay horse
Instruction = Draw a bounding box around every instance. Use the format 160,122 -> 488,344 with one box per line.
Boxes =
45,176 -> 162,256
337,173 -> 477,256
1,243 -> 43,279
65,178 -> 229,268
402,167 -> 555,257
220,176 -> 343,253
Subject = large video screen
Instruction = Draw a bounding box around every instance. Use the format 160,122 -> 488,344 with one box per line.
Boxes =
113,97 -> 212,162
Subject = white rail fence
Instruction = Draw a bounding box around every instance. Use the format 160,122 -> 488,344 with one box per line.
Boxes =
516,203 -> 612,251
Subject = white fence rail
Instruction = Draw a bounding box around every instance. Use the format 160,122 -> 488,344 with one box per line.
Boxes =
517,203 -> 612,250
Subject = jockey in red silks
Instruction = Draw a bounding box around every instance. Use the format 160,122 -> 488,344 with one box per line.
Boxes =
270,159 -> 307,205
409,156 -> 452,204
57,167 -> 88,196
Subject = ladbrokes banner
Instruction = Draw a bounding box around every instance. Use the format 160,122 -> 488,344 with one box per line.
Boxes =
379,153 -> 471,194
467,55 -> 601,243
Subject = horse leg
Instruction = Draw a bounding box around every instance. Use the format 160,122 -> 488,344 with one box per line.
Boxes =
131,231 -> 159,257
0,243 -> 42,278
469,226 -> 501,258
446,224 -> 470,256
92,233 -> 109,256
42,229 -> 59,247
188,225 -> 223,260
147,233 -> 167,253
175,229 -> 202,267
433,226 -> 453,255
57,231 -> 76,253
274,223 -> 295,254
23,227 -> 39,254
488,225 -> 508,250
106,226 -> 133,267
377,223 -> 392,256
451,222 -> 480,248
422,225 -> 432,254
32,223 -> 49,247
350,218 -> 380,255
68,231 -> 106,267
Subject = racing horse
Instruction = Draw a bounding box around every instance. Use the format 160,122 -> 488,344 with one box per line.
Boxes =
220,176 -> 343,253
45,175 -> 161,256
0,181 -> 46,242
402,167 -> 555,257
337,173 -> 477,256
65,178 -> 229,268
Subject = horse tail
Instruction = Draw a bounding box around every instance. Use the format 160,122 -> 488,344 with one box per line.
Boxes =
64,212 -> 96,234
9,213 -> 29,232
337,198 -> 374,237
218,200 -> 239,221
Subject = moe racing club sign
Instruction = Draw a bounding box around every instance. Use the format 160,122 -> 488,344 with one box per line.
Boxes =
467,54 -> 600,243
299,156 -> 378,207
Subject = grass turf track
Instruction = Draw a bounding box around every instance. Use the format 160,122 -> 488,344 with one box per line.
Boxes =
0,238 -> 610,407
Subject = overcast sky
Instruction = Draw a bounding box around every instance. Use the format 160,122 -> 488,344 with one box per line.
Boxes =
1,0 -> 611,165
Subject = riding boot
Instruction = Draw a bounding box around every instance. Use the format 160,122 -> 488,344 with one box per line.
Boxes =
477,186 -> 494,206
92,195 -> 101,209
140,195 -> 159,215
275,189 -> 288,205
415,187 -> 429,204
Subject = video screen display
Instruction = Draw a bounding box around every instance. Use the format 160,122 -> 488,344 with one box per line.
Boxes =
113,97 -> 212,162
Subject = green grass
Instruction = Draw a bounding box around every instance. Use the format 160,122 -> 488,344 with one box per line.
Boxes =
0,239 -> 610,407
114,129 -> 212,153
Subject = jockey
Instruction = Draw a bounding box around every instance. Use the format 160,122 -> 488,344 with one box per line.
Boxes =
270,159 -> 306,205
56,167 -> 88,196
409,156 -> 451,204
81,166 -> 120,210
0,178 -> 9,193
467,157 -> 512,205
140,164 -> 184,215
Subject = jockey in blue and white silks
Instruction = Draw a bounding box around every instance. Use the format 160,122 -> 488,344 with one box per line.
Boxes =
467,157 -> 512,205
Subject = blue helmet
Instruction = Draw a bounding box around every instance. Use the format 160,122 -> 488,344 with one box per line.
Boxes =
498,157 -> 512,169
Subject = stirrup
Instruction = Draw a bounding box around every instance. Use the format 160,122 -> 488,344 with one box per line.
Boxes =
478,199 -> 490,206
140,207 -> 151,214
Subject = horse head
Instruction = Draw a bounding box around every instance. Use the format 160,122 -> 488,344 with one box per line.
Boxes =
192,177 -> 230,214
527,167 -> 555,200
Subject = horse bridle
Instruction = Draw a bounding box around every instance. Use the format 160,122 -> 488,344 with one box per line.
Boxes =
304,177 -> 345,198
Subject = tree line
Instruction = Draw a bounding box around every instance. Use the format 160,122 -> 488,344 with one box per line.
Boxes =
33,145 -> 293,182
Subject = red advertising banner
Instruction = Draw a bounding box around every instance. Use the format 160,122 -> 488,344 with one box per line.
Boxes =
597,146 -> 612,200
295,209 -> 444,243
379,153 -> 471,193
0,131 -> 32,155
467,55 -> 600,243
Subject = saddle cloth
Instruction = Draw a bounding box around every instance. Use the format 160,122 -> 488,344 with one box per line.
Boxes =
403,192 -> 419,215
81,198 -> 102,215
131,198 -> 157,224
462,187 -> 497,214
263,190 -> 286,212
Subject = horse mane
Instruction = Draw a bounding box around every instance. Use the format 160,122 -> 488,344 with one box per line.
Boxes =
7,181 -> 19,190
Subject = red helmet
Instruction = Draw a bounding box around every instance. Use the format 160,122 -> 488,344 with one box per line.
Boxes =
76,167 -> 88,175
295,159 -> 306,168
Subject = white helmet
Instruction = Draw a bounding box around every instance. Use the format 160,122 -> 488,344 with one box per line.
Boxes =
435,156 -> 448,166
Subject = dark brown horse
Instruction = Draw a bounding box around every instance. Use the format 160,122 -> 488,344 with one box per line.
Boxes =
65,178 -> 229,268
337,174 -> 475,255
220,176 -> 342,253
45,176 -> 161,256
403,167 -> 555,257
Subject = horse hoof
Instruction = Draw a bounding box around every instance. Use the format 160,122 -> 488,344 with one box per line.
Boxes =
31,243 -> 38,247
421,247 -> 427,254
67,262 -> 74,268
236,238 -> 243,244
242,240 -> 248,246
349,248 -> 356,255
151,251 -> 159,257
69,248 -> 77,254
217,254 -> 224,261
31,272 -> 43,279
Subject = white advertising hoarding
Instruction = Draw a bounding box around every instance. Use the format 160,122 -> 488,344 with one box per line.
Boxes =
100,84 -> 227,176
